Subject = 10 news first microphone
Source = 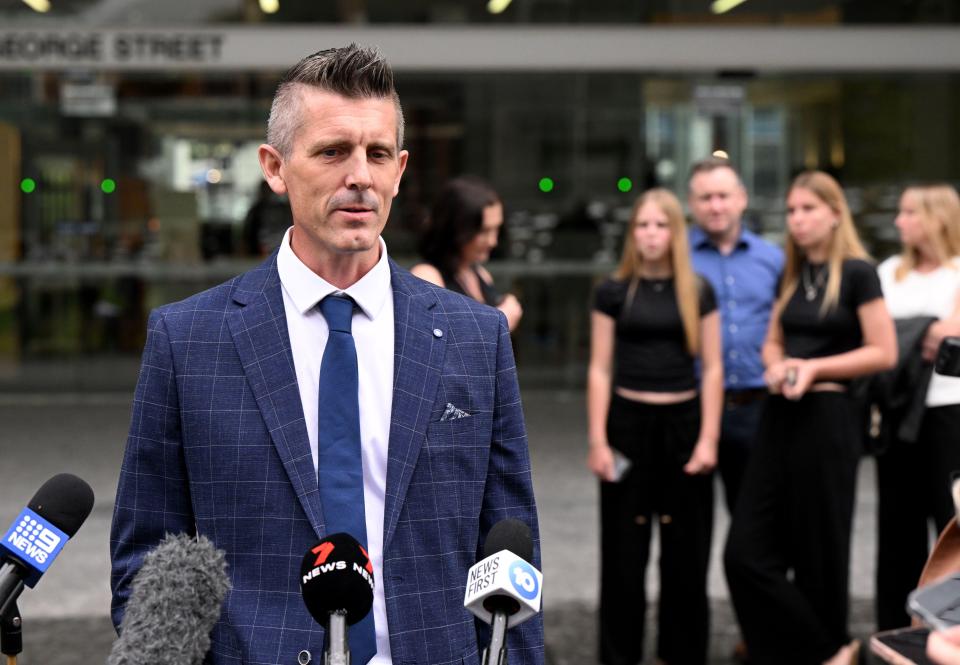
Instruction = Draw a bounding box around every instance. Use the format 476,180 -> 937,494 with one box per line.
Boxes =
0,474 -> 541,665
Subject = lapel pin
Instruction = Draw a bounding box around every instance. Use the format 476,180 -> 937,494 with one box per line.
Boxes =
433,328 -> 443,338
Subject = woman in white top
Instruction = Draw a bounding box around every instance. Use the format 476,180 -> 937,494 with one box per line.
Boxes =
875,184 -> 960,631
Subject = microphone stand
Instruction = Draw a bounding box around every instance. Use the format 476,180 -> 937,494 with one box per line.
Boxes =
325,610 -> 350,665
482,611 -> 508,665
0,562 -> 24,622
1,601 -> 21,665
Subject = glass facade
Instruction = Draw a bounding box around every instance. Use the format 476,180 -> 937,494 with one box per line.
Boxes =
1,11 -> 959,391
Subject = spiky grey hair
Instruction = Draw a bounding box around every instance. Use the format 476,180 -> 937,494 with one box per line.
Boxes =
267,43 -> 405,157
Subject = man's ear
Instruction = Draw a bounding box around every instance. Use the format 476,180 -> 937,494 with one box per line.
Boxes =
258,144 -> 287,195
392,149 -> 409,197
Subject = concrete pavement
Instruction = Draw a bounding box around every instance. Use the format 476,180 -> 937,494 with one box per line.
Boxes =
0,390 -> 886,664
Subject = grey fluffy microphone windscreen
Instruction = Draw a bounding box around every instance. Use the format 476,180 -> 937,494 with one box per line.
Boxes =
108,533 -> 231,665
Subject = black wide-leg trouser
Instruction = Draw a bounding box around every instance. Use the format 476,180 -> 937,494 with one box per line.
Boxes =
599,394 -> 713,665
724,393 -> 859,665
875,403 -> 960,630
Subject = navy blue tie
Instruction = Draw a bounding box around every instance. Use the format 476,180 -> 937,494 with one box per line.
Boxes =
317,294 -> 376,664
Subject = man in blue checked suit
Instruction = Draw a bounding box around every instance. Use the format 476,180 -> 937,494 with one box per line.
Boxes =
110,44 -> 544,665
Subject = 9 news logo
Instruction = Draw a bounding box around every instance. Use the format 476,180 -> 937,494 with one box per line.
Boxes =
509,560 -> 539,601
4,509 -> 64,568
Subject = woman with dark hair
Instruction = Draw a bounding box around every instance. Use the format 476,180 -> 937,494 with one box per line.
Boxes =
724,171 -> 897,665
411,176 -> 523,330
587,187 -> 722,665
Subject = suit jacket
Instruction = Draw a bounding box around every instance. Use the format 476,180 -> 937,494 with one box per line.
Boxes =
110,252 -> 544,665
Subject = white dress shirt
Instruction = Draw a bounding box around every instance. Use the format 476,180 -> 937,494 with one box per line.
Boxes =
277,228 -> 395,664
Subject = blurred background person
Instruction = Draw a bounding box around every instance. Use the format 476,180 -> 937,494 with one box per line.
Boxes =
874,184 -> 960,630
586,188 -> 722,665
687,156 -> 783,664
242,180 -> 293,257
411,175 -> 523,330
724,171 -> 896,665
687,158 -> 783,513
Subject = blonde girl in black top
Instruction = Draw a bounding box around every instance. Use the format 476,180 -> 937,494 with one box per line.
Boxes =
587,188 -> 722,665
725,171 -> 896,665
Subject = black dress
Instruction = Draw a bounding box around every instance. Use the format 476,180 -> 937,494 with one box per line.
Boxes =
440,265 -> 504,307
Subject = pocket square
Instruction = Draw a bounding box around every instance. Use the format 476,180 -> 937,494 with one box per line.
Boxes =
440,402 -> 471,421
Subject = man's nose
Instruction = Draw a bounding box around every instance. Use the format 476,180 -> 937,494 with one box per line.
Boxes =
344,154 -> 373,190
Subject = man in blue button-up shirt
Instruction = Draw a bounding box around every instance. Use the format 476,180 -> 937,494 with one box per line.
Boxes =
687,158 -> 783,516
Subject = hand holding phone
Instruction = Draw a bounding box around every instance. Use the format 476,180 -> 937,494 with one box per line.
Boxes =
909,574 -> 960,632
610,448 -> 632,483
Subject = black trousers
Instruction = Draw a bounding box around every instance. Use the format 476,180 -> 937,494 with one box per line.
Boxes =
724,393 -> 860,665
599,395 -> 714,665
875,403 -> 960,630
717,393 -> 766,514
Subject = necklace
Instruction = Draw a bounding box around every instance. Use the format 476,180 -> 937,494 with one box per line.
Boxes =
801,263 -> 828,302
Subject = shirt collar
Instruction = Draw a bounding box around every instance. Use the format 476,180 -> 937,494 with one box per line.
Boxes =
277,227 -> 391,320
689,223 -> 753,252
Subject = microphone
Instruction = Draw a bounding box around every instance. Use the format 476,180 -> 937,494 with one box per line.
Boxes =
0,473 -> 95,617
108,532 -> 231,665
299,532 -> 375,665
464,519 -> 543,665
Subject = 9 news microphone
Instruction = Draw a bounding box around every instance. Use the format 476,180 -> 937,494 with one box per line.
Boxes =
299,532 -> 375,665
0,473 -> 94,617
464,519 -> 543,665
108,532 -> 231,665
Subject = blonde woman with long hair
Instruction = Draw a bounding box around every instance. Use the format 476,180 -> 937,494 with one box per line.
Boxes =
875,184 -> 960,630
586,188 -> 722,665
724,171 -> 896,665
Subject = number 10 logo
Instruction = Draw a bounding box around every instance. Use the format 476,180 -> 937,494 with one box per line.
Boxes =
509,560 -> 539,600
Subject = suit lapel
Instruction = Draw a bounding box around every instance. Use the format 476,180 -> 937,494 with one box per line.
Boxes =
227,255 -> 325,539
382,262 -> 446,551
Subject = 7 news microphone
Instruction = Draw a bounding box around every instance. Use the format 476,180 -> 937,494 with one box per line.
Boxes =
0,473 -> 95,618
464,519 -> 543,665
299,532 -> 375,665
108,533 -> 231,665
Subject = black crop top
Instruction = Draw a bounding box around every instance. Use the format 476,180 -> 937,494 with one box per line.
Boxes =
780,258 -> 883,360
593,275 -> 717,392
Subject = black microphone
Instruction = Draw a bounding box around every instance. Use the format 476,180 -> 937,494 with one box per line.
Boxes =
108,532 -> 231,665
299,532 -> 375,665
464,519 -> 543,665
0,473 -> 94,617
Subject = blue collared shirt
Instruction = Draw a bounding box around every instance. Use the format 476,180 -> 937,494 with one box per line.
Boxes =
689,224 -> 784,390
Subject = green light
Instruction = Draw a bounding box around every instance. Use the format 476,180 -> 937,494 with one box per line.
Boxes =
20,178 -> 36,194
538,177 -> 554,193
617,177 -> 633,193
101,178 -> 116,194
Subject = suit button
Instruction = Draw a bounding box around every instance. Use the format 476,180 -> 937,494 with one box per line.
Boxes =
297,649 -> 311,664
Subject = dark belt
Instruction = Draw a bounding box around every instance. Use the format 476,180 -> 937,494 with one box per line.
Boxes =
724,388 -> 767,407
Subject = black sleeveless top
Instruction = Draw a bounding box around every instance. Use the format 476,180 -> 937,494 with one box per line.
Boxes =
442,265 -> 504,307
